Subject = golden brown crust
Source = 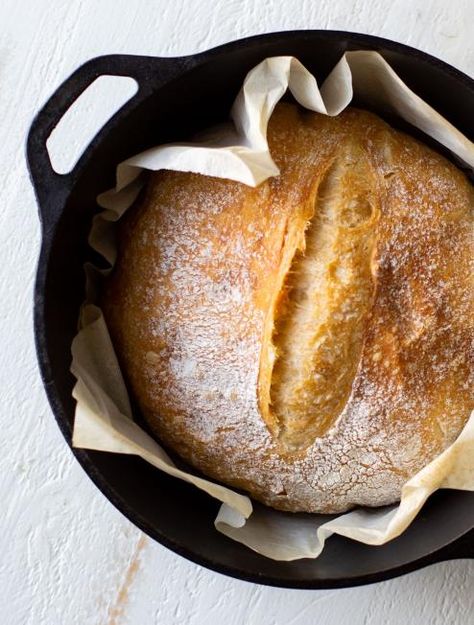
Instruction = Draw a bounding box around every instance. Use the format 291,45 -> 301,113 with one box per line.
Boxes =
102,103 -> 474,513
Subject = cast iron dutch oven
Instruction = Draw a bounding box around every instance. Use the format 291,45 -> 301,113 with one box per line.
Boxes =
27,31 -> 474,588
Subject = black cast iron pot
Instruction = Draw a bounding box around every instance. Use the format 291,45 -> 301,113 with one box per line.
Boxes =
27,31 -> 474,588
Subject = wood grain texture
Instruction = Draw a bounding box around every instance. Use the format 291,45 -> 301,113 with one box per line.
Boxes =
0,0 -> 473,623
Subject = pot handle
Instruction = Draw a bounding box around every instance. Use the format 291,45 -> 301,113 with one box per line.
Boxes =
432,529 -> 474,562
26,54 -> 192,211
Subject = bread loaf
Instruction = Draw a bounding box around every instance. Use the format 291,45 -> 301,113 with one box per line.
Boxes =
102,103 -> 474,513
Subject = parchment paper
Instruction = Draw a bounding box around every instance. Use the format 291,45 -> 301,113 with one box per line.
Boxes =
71,51 -> 474,561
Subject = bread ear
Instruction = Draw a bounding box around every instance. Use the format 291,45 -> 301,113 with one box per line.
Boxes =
261,141 -> 380,451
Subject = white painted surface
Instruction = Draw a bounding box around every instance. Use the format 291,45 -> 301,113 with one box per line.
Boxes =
1,0 -> 473,622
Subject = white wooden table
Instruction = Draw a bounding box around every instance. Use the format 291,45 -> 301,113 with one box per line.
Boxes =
1,1 -> 473,623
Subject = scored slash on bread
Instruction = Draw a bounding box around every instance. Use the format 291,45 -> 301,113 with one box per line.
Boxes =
264,141 -> 380,450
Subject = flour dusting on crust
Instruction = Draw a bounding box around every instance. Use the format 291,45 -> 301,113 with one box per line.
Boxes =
102,104 -> 474,513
